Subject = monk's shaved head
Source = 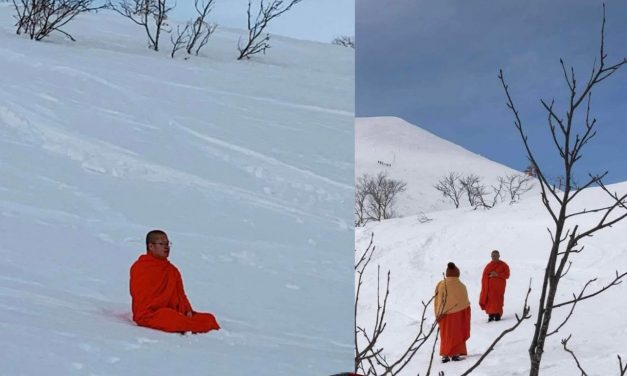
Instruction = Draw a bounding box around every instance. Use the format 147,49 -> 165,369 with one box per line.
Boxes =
146,229 -> 167,247
146,230 -> 170,259
491,250 -> 500,261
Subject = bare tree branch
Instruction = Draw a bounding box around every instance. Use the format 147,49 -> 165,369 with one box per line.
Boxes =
237,0 -> 302,60
552,271 -> 626,309
561,335 -> 589,376
618,355 -> 627,376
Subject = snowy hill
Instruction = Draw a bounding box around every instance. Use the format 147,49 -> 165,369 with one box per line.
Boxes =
355,120 -> 627,375
355,116 -> 530,215
0,7 -> 354,376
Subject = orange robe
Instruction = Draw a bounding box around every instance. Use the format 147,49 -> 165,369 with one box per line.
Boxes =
479,260 -> 510,316
439,307 -> 471,356
434,277 -> 471,356
130,253 -> 220,333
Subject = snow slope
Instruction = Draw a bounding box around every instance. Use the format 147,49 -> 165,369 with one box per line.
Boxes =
356,116 -> 529,215
355,119 -> 627,375
0,7 -> 354,376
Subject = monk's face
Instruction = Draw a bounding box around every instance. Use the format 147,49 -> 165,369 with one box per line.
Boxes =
148,234 -> 171,259
491,251 -> 500,261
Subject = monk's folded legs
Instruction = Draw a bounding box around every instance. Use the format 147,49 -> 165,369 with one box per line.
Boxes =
136,308 -> 220,333
189,312 -> 220,333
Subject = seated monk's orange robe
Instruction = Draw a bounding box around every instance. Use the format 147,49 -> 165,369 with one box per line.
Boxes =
479,260 -> 510,316
434,277 -> 471,357
130,253 -> 220,333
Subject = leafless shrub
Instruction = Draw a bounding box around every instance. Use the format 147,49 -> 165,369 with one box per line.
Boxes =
237,0 -> 302,60
169,0 -> 217,59
434,172 -> 463,208
355,172 -> 407,225
170,24 -> 190,58
332,35 -> 354,48
459,174 -> 490,209
499,173 -> 535,203
12,0 -> 103,41
185,0 -> 217,55
436,172 -> 533,210
108,0 -> 174,51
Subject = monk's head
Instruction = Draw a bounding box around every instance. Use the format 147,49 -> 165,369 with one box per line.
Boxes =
146,229 -> 170,260
446,262 -> 460,277
491,250 -> 500,261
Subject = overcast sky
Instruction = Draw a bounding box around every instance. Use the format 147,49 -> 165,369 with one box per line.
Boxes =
357,0 -> 627,184
170,0 -> 354,43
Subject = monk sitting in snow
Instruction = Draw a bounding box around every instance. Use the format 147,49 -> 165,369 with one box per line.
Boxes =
479,250 -> 510,322
130,230 -> 220,334
434,262 -> 471,363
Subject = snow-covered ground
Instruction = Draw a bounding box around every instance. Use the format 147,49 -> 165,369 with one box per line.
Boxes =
355,117 -> 627,375
0,7 -> 354,375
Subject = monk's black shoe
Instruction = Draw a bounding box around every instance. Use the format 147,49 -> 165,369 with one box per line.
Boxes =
441,356 -> 450,363
488,315 -> 494,322
494,315 -> 501,321
451,356 -> 463,361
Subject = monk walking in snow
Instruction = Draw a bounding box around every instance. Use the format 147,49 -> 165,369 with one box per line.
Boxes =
434,262 -> 471,363
130,230 -> 220,334
479,250 -> 510,322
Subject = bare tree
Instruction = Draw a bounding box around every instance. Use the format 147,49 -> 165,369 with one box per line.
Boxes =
237,0 -> 302,60
486,179 -> 505,209
108,0 -> 174,51
170,24 -> 190,58
12,0 -> 103,41
355,172 -> 407,225
169,0 -> 217,59
500,173 -> 535,203
355,234 -> 439,375
434,172 -> 463,208
332,35 -> 354,48
185,0 -> 217,55
355,174 -> 371,227
499,6 -> 627,375
459,174 -> 490,209
365,172 -> 407,221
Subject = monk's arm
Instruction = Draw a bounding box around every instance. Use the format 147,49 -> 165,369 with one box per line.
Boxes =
174,268 -> 194,314
502,263 -> 510,279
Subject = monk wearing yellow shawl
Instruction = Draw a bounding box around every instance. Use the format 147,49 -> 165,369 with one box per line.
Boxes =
434,262 -> 471,363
